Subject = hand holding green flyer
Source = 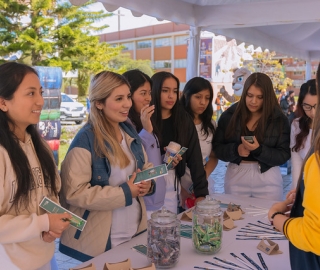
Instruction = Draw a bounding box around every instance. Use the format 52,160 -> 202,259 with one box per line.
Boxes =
39,197 -> 87,231
128,164 -> 168,184
166,147 -> 188,170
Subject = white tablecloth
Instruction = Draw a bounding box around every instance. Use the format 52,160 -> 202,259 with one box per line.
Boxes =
73,194 -> 290,270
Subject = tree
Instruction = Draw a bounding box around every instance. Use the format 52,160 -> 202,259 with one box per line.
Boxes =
243,50 -> 293,91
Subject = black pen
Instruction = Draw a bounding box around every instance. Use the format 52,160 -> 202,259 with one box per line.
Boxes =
257,253 -> 268,270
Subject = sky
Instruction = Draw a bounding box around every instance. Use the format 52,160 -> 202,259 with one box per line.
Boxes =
86,3 -> 169,34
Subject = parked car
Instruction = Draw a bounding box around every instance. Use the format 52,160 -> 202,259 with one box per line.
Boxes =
60,93 -> 86,124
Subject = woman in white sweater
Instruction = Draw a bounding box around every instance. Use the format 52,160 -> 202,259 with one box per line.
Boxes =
290,79 -> 317,189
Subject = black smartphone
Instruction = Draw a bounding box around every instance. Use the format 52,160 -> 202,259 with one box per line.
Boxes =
243,136 -> 254,144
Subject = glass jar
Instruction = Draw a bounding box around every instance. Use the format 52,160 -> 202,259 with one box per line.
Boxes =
147,207 -> 180,268
192,195 -> 223,254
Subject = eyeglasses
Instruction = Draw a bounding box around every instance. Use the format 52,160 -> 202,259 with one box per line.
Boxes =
302,103 -> 317,111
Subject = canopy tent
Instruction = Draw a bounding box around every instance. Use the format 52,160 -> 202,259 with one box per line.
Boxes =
70,0 -> 320,79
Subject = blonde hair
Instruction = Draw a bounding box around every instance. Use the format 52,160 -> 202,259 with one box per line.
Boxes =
88,71 -> 131,168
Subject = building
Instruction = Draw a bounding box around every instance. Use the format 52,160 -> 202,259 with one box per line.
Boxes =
100,22 -> 318,94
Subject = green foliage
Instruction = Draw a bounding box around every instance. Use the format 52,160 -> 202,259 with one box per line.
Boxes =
0,0 -> 153,96
243,50 -> 293,91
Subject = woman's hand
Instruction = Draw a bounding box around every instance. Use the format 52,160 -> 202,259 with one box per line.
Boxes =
128,171 -> 141,198
238,144 -> 250,157
286,188 -> 296,201
137,180 -> 152,197
140,105 -> 155,133
47,213 -> 72,236
241,136 -> 260,151
268,193 -> 295,221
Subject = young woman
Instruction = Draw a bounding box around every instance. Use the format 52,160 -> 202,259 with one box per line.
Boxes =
0,62 -> 71,270
290,79 -> 316,189
122,70 -> 181,216
59,71 -> 154,262
151,71 -> 209,213
212,72 -> 291,200
180,77 -> 218,204
268,63 -> 320,270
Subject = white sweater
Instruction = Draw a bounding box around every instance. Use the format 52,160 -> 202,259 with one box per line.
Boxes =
290,118 -> 312,189
0,132 -> 60,270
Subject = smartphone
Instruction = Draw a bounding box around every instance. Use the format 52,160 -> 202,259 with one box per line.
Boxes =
243,135 -> 254,144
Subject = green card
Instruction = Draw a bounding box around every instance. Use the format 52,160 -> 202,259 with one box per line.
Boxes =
166,147 -> 188,170
129,164 -> 168,184
39,197 -> 87,231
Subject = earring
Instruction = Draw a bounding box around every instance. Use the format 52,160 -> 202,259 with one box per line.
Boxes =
99,109 -> 103,116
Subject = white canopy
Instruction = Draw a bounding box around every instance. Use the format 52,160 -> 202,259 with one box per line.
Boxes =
71,0 -> 320,78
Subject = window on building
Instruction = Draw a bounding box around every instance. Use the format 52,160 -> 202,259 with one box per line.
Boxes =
174,59 -> 187,68
154,60 -> 172,69
175,35 -> 188,45
293,71 -> 303,75
155,37 -> 171,47
137,40 -> 152,49
121,42 -> 134,51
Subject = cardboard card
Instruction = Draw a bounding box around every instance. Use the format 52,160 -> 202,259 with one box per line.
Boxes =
104,259 -> 131,270
70,263 -> 96,270
179,208 -> 193,222
166,147 -> 188,170
257,238 -> 283,255
129,164 -> 168,184
223,218 -> 236,231
39,196 -> 87,231
132,263 -> 156,270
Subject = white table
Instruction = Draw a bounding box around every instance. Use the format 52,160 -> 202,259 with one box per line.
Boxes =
73,194 -> 290,270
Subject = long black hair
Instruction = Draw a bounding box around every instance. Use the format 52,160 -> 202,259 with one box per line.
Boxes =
0,62 -> 58,211
180,77 -> 215,139
226,72 -> 281,142
150,71 -> 188,146
122,69 -> 153,133
292,79 -> 316,152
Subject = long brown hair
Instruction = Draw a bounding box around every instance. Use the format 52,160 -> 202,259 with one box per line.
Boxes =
226,72 -> 281,142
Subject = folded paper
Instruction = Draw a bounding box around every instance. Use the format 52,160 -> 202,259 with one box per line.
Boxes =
70,263 -> 96,270
257,238 -> 283,255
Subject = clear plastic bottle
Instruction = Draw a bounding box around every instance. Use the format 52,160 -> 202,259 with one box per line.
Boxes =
192,195 -> 223,254
147,208 -> 180,268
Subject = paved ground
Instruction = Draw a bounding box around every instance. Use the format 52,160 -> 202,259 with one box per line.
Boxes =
54,160 -> 292,269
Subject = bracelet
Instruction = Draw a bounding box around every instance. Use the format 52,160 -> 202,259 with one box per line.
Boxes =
270,211 -> 285,225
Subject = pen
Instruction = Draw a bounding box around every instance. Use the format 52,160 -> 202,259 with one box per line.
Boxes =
241,253 -> 263,270
61,218 -> 71,222
204,261 -> 237,270
257,253 -> 268,270
213,257 -> 248,269
230,253 -> 255,270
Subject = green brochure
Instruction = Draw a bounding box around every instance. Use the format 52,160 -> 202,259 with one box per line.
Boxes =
166,147 -> 188,170
129,164 -> 168,184
39,196 -> 87,231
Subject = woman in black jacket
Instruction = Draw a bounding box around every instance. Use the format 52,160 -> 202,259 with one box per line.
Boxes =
212,72 -> 290,200
151,71 -> 208,213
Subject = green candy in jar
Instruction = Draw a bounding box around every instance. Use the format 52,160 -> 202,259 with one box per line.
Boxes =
192,195 -> 223,254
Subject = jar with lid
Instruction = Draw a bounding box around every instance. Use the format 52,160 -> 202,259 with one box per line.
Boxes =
192,195 -> 223,254
147,207 -> 180,268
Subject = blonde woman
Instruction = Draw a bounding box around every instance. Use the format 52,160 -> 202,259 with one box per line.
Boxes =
59,71 -> 154,262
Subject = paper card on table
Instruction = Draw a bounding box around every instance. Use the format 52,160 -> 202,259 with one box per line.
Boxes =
132,244 -> 147,256
166,147 -> 188,170
223,218 -> 236,231
180,209 -> 193,221
70,263 -> 96,270
129,164 -> 168,184
39,196 -> 86,231
132,263 -> 156,270
257,238 -> 283,255
225,209 -> 243,220
104,258 -> 131,270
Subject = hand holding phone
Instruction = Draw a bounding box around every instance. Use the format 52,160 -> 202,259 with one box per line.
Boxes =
243,135 -> 254,144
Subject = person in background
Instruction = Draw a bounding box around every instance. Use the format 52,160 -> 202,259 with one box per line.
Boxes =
122,69 -> 181,218
0,62 -> 71,270
180,77 -> 218,206
290,79 -> 317,189
215,92 -> 226,121
278,89 -> 287,104
212,72 -> 290,200
268,62 -> 320,270
59,71 -> 154,262
151,71 -> 209,213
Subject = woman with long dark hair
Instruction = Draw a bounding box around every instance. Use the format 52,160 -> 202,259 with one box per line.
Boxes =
122,69 -> 181,217
0,62 -> 71,269
212,72 -> 290,200
180,77 -> 217,205
290,79 -> 316,189
151,71 -> 208,213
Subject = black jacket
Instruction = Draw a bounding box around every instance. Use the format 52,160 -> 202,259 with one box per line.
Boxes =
212,103 -> 290,173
